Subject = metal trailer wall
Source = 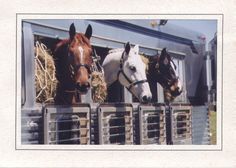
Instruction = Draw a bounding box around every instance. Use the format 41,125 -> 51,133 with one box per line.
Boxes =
20,19 -> 210,145
191,106 -> 210,144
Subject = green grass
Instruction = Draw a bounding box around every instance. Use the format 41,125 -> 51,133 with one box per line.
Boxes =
209,111 -> 216,145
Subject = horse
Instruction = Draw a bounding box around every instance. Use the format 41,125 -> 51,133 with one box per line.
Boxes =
102,42 -> 152,103
145,48 -> 183,102
53,23 -> 93,105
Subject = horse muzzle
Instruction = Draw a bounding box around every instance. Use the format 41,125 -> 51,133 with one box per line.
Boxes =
76,82 -> 90,94
141,95 -> 152,103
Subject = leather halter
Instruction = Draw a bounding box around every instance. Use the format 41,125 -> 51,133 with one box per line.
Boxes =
64,44 -> 92,94
67,44 -> 92,78
117,52 -> 148,91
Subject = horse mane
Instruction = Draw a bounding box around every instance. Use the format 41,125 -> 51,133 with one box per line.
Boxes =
140,54 -> 149,72
76,33 -> 92,48
54,39 -> 69,53
54,33 -> 91,53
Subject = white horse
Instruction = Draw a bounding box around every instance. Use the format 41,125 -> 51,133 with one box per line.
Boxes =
102,42 -> 152,103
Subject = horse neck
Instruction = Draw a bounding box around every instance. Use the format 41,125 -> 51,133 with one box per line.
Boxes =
103,51 -> 123,86
54,44 -> 74,90
147,60 -> 158,82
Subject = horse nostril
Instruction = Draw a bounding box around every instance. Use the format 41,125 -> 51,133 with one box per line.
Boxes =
142,95 -> 148,102
85,82 -> 90,88
76,83 -> 81,89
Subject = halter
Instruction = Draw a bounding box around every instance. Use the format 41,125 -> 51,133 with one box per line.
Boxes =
67,44 -> 92,78
63,44 -> 92,95
117,52 -> 148,91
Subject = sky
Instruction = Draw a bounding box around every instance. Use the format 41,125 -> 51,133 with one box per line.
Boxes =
168,20 -> 217,47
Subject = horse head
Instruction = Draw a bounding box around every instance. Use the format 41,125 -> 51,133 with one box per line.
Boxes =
119,42 -> 152,103
152,48 -> 183,102
67,23 -> 93,94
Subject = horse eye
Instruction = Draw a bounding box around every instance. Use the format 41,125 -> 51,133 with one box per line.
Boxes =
129,66 -> 136,71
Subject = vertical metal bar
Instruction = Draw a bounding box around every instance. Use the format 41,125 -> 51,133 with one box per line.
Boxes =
43,107 -> 49,144
157,83 -> 164,103
206,51 -> 212,103
98,108 -> 103,144
138,106 -> 143,144
165,104 -> 173,145
22,22 -> 36,108
123,88 -> 133,103
182,59 -> 187,103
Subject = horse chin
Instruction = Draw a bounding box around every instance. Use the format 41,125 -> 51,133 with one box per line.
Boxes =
164,90 -> 175,102
77,90 -> 89,95
164,88 -> 182,102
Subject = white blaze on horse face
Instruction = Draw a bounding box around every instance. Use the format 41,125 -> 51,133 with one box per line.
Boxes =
170,60 -> 183,92
78,46 -> 84,64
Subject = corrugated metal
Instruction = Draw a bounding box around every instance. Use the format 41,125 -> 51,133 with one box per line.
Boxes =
191,106 -> 210,145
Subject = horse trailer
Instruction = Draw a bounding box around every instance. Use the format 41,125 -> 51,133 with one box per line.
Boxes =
20,19 -> 214,145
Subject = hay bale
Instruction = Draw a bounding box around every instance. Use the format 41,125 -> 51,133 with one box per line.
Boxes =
35,41 -> 57,103
91,71 -> 107,103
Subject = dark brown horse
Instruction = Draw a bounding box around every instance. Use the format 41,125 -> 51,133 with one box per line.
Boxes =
147,48 -> 183,102
53,23 -> 93,105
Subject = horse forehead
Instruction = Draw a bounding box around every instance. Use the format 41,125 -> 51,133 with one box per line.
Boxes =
75,34 -> 91,47
129,54 -> 145,66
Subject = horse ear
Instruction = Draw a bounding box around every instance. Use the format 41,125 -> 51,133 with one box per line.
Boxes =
69,23 -> 76,40
160,48 -> 167,57
134,45 -> 139,53
160,48 -> 169,65
124,42 -> 131,54
85,24 -> 92,39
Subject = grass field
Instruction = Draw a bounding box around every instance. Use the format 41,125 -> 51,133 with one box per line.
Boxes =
209,111 -> 216,145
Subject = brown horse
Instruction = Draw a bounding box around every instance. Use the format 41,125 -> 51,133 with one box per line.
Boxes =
53,23 -> 93,105
146,48 -> 183,102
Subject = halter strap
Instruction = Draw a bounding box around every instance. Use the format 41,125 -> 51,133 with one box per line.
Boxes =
67,44 -> 92,76
117,51 -> 148,91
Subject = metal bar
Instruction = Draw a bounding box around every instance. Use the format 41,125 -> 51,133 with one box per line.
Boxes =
102,133 -> 131,137
48,128 -> 89,134
49,137 -> 88,143
145,129 -> 161,133
102,116 -> 131,120
49,119 -> 88,123
102,125 -> 132,129
22,22 -> 36,108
